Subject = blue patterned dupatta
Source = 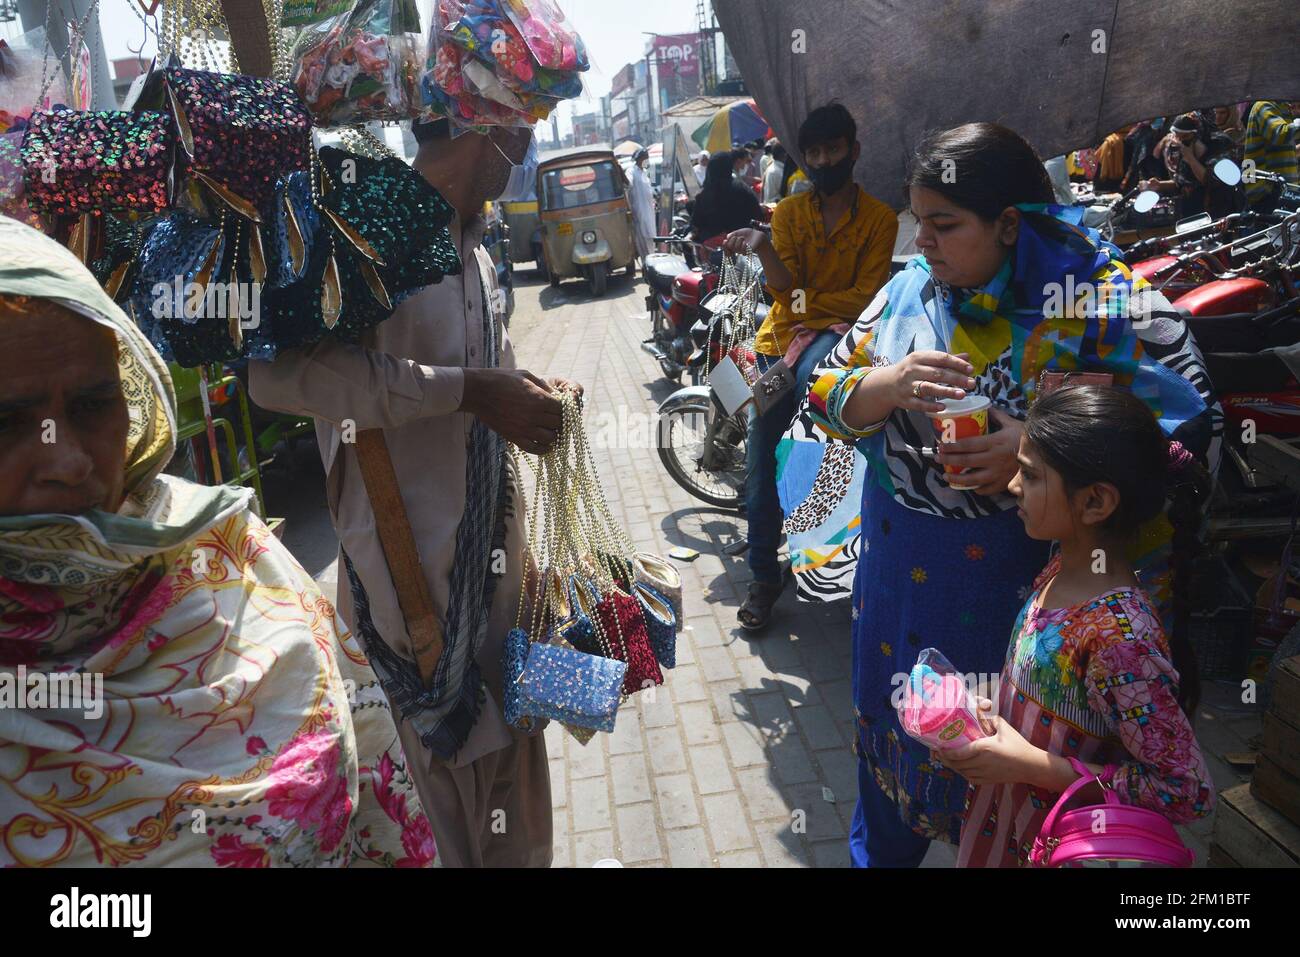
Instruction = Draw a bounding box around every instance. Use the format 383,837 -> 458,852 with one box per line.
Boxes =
778,203 -> 1220,605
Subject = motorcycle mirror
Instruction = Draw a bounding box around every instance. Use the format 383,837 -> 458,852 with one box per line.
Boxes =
1213,158 -> 1243,187
1133,190 -> 1161,214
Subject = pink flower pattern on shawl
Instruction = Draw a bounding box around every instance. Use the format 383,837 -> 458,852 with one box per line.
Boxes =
105,575 -> 176,650
366,750 -> 436,867
210,833 -> 270,868
265,730 -> 353,853
0,578 -> 64,654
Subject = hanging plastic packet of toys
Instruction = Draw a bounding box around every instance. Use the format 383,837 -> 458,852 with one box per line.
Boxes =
420,0 -> 587,133
500,0 -> 589,73
289,0 -> 424,126
896,648 -> 992,751
423,0 -> 538,131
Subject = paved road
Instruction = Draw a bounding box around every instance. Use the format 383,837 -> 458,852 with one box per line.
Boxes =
269,263 -> 1248,867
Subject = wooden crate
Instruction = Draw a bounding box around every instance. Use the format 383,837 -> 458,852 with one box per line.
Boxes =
1271,655 -> 1300,731
1262,712 -> 1300,778
1253,754 -> 1300,828
1213,783 -> 1300,867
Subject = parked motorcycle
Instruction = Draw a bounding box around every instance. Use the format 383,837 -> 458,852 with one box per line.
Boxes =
1143,187 -> 1300,539
641,229 -> 736,382
655,247 -> 768,509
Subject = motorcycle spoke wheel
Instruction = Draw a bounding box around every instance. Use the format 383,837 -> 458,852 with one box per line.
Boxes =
657,406 -> 746,509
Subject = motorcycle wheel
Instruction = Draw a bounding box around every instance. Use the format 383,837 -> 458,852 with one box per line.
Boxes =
590,261 -> 608,297
656,399 -> 747,509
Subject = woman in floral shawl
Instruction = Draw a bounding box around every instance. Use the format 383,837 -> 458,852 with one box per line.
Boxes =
0,215 -> 435,867
790,124 -> 1221,867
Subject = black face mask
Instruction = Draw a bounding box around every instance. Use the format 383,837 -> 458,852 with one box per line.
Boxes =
808,152 -> 855,194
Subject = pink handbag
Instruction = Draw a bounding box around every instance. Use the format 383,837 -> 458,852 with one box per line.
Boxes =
1030,757 -> 1194,868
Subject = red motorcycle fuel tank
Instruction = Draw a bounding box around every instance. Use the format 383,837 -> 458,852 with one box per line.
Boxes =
1131,255 -> 1179,284
672,270 -> 705,308
1173,277 -> 1272,317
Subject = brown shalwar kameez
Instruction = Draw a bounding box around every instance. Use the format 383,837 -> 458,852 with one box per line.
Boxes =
250,212 -> 552,867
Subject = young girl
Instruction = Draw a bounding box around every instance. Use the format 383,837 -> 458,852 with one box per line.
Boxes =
947,385 -> 1216,867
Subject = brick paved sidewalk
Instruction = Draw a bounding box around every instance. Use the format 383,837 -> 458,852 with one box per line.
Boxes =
506,273 -> 958,868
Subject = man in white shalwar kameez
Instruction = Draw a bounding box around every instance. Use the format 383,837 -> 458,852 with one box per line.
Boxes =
628,148 -> 657,265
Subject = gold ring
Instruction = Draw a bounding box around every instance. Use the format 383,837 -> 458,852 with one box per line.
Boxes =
912,380 -> 925,398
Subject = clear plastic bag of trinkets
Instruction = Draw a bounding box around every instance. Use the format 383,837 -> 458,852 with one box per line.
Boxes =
290,0 -> 424,126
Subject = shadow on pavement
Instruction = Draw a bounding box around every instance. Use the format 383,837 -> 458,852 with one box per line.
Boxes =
537,271 -> 639,310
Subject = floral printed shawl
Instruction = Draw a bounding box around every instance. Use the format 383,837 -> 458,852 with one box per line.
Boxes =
0,216 -> 435,867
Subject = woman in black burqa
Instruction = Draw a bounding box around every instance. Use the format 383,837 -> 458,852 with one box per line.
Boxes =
690,150 -> 763,243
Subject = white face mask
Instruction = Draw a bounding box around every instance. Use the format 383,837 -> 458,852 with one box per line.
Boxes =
492,130 -> 537,202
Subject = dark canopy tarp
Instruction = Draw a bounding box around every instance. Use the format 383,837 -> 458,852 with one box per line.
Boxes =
713,0 -> 1299,208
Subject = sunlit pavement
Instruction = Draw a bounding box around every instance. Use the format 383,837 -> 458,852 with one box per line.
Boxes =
269,265 -> 1250,867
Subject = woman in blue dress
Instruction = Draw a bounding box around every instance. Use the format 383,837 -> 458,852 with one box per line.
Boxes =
798,123 -> 1221,866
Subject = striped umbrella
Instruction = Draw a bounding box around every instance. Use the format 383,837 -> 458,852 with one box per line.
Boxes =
691,99 -> 774,153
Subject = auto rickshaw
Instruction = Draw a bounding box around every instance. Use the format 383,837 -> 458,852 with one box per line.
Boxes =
537,147 -> 637,296
500,191 -> 545,276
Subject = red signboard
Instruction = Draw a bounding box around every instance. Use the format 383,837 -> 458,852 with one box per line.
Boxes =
652,33 -> 700,81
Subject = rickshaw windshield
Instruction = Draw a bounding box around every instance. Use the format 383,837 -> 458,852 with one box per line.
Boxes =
541,161 -> 623,210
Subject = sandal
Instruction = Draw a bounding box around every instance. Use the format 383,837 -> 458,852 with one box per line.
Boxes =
737,580 -> 783,632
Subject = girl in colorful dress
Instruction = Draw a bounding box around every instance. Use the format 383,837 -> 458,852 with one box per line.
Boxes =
800,123 -> 1221,867
949,385 -> 1215,866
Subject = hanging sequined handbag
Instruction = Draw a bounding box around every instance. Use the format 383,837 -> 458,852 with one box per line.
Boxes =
502,625 -> 533,729
127,212 -> 272,366
596,586 -> 663,696
20,108 -> 175,216
313,145 -> 461,339
516,640 -> 626,734
633,552 -> 683,632
634,581 -> 678,670
552,571 -> 599,653
153,65 -> 314,211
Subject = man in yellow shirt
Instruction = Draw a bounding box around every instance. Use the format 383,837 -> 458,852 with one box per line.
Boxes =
725,103 -> 898,631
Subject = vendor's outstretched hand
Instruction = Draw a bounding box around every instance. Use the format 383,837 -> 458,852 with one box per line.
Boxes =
461,368 -> 563,454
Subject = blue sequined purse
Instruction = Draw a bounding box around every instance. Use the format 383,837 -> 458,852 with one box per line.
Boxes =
128,212 -> 276,365
634,582 -> 677,669
552,572 -> 600,654
502,626 -> 534,730
516,641 -> 626,734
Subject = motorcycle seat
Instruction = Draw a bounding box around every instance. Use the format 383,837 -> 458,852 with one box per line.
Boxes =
644,253 -> 691,295
1203,350 -> 1297,393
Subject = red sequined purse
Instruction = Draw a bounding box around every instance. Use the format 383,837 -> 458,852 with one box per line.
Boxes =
20,108 -> 174,216
595,586 -> 664,696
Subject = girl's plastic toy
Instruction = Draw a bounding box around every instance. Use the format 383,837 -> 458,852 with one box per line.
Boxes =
898,649 -> 990,750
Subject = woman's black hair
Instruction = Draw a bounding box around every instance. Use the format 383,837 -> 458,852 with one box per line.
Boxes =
1023,385 -> 1212,715
907,122 -> 1055,220
702,151 -> 739,192
797,102 -> 857,155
